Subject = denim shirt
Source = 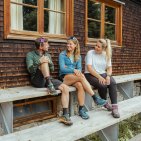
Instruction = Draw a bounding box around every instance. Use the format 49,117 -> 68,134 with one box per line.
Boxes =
59,50 -> 82,76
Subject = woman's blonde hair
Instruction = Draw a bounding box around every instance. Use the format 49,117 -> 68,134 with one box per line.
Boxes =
98,39 -> 112,61
67,36 -> 80,62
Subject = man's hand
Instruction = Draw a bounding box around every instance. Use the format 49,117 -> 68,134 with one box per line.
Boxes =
39,56 -> 51,64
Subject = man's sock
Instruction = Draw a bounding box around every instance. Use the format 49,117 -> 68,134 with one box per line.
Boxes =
45,76 -> 52,86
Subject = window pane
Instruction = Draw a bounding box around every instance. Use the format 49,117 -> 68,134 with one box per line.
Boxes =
23,0 -> 37,6
44,0 -> 49,8
88,20 -> 100,38
105,6 -> 115,23
11,3 -> 37,31
11,0 -> 37,6
44,10 -> 49,33
44,11 -> 65,34
44,0 -> 65,11
105,24 -> 115,40
23,6 -> 37,31
88,0 -> 101,20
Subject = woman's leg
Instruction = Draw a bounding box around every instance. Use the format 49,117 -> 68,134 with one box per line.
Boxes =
85,73 -> 107,99
63,74 -> 94,96
73,82 -> 89,119
73,82 -> 85,106
58,83 -> 73,125
58,84 -> 69,108
108,77 -> 117,104
64,74 -> 107,106
108,77 -> 120,118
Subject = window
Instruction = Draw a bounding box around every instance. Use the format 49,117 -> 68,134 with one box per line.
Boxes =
86,0 -> 123,46
4,0 -> 73,40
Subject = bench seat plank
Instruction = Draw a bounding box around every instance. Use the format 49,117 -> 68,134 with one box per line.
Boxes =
0,86 -> 76,103
0,96 -> 141,141
113,73 -> 141,84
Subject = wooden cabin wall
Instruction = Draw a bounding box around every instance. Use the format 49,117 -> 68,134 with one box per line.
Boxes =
0,0 -> 141,88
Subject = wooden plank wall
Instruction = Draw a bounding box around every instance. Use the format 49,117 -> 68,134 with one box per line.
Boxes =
0,0 -> 141,88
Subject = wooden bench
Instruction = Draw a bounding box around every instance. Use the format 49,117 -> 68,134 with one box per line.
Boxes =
0,86 -> 76,134
0,73 -> 141,139
0,96 -> 141,141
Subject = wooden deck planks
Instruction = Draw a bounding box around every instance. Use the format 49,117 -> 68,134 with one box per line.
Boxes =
0,96 -> 141,141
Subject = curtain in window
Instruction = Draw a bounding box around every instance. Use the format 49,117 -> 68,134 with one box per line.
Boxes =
48,0 -> 62,34
11,0 -> 23,30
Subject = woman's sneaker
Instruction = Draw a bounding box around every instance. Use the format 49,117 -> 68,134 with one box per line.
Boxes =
94,95 -> 107,106
79,108 -> 89,119
104,102 -> 112,111
59,114 -> 73,126
112,104 -> 120,118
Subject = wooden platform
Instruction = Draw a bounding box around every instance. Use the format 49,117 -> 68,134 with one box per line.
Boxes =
0,96 -> 141,141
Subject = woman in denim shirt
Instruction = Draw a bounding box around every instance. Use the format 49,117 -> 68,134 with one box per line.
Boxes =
59,36 -> 108,123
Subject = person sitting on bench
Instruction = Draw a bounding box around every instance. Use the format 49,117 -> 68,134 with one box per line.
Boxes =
59,36 -> 108,121
26,37 -> 73,126
84,39 -> 120,118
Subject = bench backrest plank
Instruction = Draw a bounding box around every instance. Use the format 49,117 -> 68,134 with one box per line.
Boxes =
0,96 -> 141,141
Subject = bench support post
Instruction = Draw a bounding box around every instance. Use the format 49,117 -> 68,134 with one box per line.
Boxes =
69,92 -> 76,116
98,124 -> 119,141
117,81 -> 134,99
0,102 -> 13,134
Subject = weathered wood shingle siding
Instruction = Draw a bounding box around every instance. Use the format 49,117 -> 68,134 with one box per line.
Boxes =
0,0 -> 141,88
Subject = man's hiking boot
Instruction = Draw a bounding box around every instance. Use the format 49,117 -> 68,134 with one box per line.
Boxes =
47,84 -> 58,96
59,114 -> 73,126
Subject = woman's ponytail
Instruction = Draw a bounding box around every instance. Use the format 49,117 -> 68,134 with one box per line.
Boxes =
105,39 -> 112,61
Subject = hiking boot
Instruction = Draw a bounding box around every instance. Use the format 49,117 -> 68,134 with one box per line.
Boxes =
112,104 -> 120,118
79,108 -> 89,119
59,114 -> 73,126
47,84 -> 58,96
104,102 -> 112,111
94,95 -> 107,106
